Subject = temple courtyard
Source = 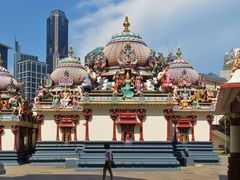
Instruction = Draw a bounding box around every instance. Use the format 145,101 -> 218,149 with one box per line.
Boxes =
0,156 -> 227,180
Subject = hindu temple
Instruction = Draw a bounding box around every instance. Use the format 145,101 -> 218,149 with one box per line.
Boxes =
0,16 -> 219,169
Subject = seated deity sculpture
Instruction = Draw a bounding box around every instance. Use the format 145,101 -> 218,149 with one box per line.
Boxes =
78,65 -> 96,97
60,89 -> 71,108
121,70 -> 135,99
157,66 -> 174,92
8,95 -> 19,114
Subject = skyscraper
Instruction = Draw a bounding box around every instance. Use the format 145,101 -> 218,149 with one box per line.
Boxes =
0,43 -> 11,70
46,9 -> 68,73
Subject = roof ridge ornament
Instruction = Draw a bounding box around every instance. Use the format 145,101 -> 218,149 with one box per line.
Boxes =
69,47 -> 74,58
123,15 -> 130,32
232,51 -> 240,72
176,48 -> 182,60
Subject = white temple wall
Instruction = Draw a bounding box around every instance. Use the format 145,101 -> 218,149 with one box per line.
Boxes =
42,114 -> 56,141
89,107 -> 113,141
144,107 -> 166,141
77,118 -> 85,141
195,115 -> 209,141
2,128 -> 14,151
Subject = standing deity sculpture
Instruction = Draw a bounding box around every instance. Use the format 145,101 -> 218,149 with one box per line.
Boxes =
86,53 -> 96,69
112,71 -> 121,93
198,74 -> 206,88
117,44 -> 138,69
135,72 -> 143,93
95,51 -> 106,76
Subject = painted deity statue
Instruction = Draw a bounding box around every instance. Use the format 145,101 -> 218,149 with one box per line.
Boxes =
52,96 -> 60,109
135,72 -> 143,93
113,71 -> 121,93
8,95 -> 19,114
78,65 -> 96,97
60,89 -> 71,108
147,50 -> 164,75
86,53 -> 96,69
198,74 -> 206,88
121,71 -> 135,99
95,51 -> 106,75
118,44 -> 138,69
157,66 -> 174,92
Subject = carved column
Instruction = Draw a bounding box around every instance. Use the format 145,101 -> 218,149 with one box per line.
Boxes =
163,109 -> 173,141
54,115 -> 60,141
228,116 -> 240,180
0,125 -> 4,150
36,115 -> 44,141
83,109 -> 92,141
172,116 -> 178,142
11,125 -> 19,151
207,115 -> 214,142
190,115 -> 197,142
72,115 -> 79,141
110,109 -> 119,141
137,109 -> 146,141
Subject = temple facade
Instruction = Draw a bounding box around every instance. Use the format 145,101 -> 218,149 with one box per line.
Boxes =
33,16 -> 217,144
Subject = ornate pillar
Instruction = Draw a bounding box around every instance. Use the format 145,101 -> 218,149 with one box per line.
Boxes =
54,115 -> 60,141
72,115 -> 79,141
110,109 -> 119,141
36,115 -> 44,141
0,125 -> 4,150
207,115 -> 214,142
163,109 -> 173,141
11,125 -> 19,151
83,109 -> 92,141
228,116 -> 240,180
137,109 -> 146,141
190,115 -> 197,142
172,116 -> 178,142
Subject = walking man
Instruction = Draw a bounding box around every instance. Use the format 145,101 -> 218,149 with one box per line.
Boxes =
102,143 -> 113,180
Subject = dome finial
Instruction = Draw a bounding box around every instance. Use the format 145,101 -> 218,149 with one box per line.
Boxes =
69,47 -> 74,58
0,53 -> 3,66
123,15 -> 130,32
176,48 -> 182,59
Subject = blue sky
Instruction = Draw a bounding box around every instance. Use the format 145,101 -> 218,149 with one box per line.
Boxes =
1,0 -> 240,75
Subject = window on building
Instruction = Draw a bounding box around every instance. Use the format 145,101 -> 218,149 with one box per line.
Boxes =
32,64 -> 36,71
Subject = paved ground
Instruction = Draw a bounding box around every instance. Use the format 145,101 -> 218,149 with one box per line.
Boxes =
0,156 -> 228,180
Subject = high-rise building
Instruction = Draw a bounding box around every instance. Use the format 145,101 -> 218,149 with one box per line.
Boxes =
46,9 -> 68,73
0,43 -> 11,69
14,40 -> 48,100
17,59 -> 48,100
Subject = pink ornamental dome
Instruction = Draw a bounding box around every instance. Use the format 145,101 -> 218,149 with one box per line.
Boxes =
103,16 -> 151,68
0,66 -> 20,91
50,48 -> 88,85
167,48 -> 200,86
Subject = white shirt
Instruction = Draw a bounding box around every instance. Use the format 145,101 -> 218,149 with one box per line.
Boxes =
105,149 -> 112,161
